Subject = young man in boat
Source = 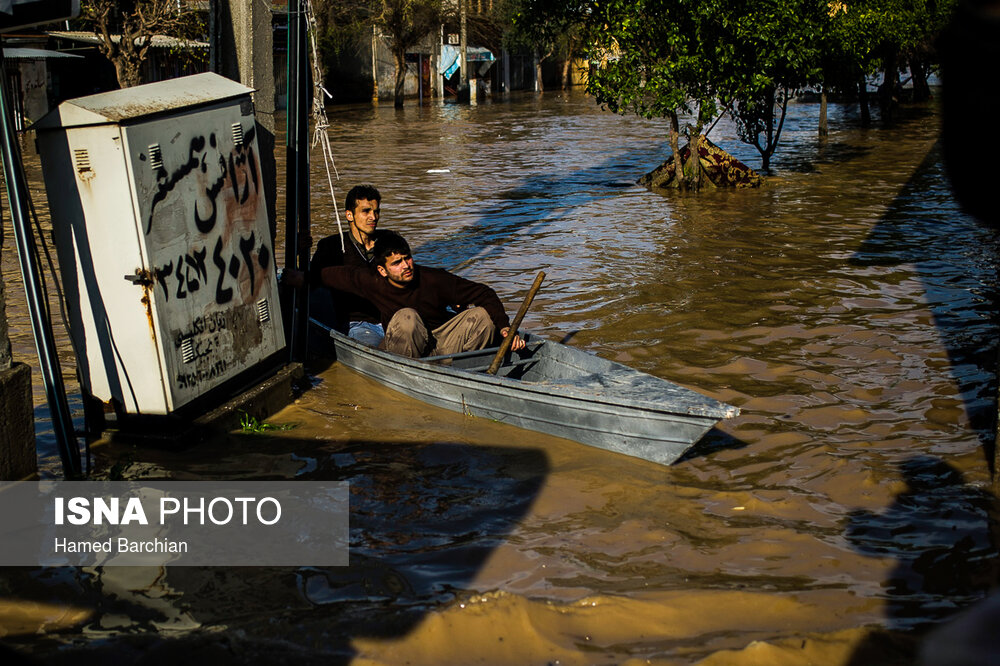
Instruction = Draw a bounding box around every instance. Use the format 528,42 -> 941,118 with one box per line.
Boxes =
287,231 -> 525,358
308,184 -> 385,347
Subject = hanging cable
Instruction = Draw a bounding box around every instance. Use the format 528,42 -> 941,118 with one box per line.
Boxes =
304,0 -> 344,252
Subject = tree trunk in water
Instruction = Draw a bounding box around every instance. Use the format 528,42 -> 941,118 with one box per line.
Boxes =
757,86 -> 775,174
394,51 -> 406,108
534,49 -> 543,93
669,112 -> 683,191
858,77 -> 871,127
683,112 -> 705,190
910,57 -> 931,102
879,49 -> 899,123
819,88 -> 828,139
561,38 -> 573,90
690,133 -> 704,190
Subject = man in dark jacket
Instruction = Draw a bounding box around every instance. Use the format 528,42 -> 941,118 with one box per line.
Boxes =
309,184 -> 384,346
292,231 -> 524,358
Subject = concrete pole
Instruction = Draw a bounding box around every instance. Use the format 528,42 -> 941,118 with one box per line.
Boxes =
502,49 -> 510,94
0,227 -> 11,372
372,26 -> 379,102
434,24 -> 443,101
210,0 -> 277,239
0,197 -> 36,480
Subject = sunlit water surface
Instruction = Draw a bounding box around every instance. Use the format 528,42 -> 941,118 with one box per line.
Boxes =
1,90 -> 997,664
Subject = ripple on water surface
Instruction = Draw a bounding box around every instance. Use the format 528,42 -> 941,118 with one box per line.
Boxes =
2,92 -> 997,663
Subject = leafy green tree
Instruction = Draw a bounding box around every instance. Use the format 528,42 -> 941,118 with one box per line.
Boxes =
873,0 -> 954,115
820,0 -> 956,124
720,0 -> 826,172
578,0 -> 725,188
312,0 -> 370,99
512,0 -> 587,92
519,0 -> 959,179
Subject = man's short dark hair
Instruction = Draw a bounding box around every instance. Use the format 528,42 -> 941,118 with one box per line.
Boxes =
374,230 -> 411,267
345,184 -> 381,212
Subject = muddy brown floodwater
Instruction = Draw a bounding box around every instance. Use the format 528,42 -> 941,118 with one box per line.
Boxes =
1,90 -> 998,664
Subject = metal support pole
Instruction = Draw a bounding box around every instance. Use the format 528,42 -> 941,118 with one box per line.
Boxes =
284,0 -> 310,362
0,45 -> 80,478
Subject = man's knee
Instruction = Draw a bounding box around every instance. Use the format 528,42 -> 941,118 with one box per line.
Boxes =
465,307 -> 496,344
387,308 -> 422,334
466,307 -> 491,325
383,308 -> 428,357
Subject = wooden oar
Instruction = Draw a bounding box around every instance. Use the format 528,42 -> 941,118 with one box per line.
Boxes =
486,271 -> 545,375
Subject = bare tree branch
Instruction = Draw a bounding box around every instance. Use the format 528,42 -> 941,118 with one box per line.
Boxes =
79,0 -> 205,88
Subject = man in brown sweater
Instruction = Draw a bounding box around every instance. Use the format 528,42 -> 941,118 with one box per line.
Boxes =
287,231 -> 524,358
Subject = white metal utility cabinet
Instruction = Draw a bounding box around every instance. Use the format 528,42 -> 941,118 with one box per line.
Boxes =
34,72 -> 285,419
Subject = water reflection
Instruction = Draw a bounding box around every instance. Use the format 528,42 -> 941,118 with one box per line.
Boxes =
2,89 -> 999,662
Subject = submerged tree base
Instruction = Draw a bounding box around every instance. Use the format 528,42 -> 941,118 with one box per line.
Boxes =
639,136 -> 763,191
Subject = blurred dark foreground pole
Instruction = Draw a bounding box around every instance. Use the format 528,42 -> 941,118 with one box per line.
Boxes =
940,0 -> 1000,230
927,6 -> 1000,662
939,0 -> 1000,492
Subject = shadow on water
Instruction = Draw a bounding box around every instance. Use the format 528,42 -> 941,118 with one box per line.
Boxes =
844,455 -> 997,664
1,436 -> 549,664
675,428 -> 749,464
850,141 -> 1000,472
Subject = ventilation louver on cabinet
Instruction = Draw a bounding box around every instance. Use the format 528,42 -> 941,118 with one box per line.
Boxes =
148,143 -> 163,170
73,149 -> 91,174
180,337 -> 195,364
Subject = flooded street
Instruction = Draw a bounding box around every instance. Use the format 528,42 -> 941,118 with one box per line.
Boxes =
2,90 -> 998,663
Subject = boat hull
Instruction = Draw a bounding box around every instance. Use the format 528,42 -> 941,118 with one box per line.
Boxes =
318,324 -> 739,466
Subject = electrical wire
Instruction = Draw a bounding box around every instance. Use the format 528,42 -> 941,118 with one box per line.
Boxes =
304,0 -> 344,252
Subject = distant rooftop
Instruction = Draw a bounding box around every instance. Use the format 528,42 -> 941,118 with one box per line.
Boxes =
3,47 -> 83,59
46,30 -> 208,49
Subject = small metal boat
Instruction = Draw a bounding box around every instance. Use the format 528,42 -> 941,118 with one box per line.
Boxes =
311,319 -> 739,466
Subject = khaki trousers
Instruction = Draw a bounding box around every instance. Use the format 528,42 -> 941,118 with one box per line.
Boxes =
381,307 -> 495,358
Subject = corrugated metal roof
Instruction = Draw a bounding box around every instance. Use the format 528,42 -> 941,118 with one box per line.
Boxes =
3,47 -> 83,59
45,30 -> 208,49
31,72 -> 253,130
